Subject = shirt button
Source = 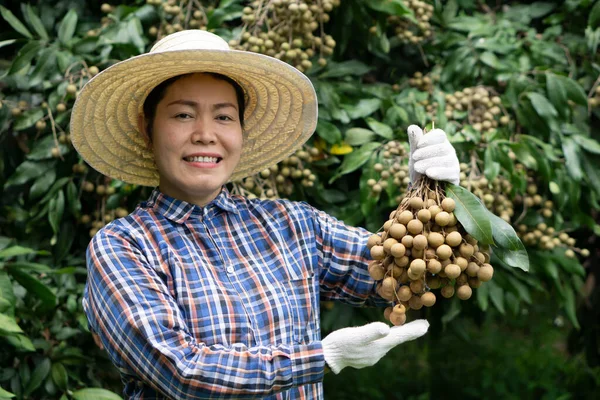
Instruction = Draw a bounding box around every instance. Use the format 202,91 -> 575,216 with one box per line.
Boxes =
226,266 -> 234,274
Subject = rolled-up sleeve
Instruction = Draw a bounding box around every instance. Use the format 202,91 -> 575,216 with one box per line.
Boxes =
83,229 -> 324,399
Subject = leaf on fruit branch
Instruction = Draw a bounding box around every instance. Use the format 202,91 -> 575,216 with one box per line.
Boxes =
446,184 -> 494,245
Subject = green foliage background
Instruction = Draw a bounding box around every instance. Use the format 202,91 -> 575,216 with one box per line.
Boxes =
0,0 -> 599,399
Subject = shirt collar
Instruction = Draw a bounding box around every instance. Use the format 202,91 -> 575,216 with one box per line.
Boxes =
144,186 -> 239,224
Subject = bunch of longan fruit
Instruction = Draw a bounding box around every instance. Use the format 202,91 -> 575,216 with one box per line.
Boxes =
230,0 -> 340,72
444,87 -> 509,135
386,0 -> 434,44
367,178 -> 494,326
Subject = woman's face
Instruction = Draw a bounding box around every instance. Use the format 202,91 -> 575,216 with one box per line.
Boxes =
147,73 -> 243,206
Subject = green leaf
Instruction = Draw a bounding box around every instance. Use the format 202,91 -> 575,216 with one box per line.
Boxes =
30,169 -> 57,200
27,135 -> 69,161
0,246 -> 36,259
556,75 -> 588,106
4,160 -> 54,187
446,184 -> 494,245
0,385 -> 15,398
0,313 -> 23,334
24,358 -> 50,396
316,119 -> 342,144
0,271 -> 16,309
589,0 -> 600,28
365,118 -> 393,139
0,6 -> 33,38
561,282 -> 580,329
366,0 -> 412,16
561,137 -> 583,181
24,5 -> 48,40
48,190 -> 65,235
483,146 -> 500,182
8,41 -> 42,75
7,269 -> 56,310
479,51 -> 503,69
8,262 -> 52,273
476,281 -> 489,311
51,363 -> 68,391
331,142 -> 380,182
28,48 -> 57,87
72,388 -> 123,400
66,181 -> 81,216
345,128 -> 376,146
58,10 -> 78,45
572,135 -> 600,154
526,92 -> 558,121
12,108 -> 44,131
0,39 -> 17,50
487,212 -> 529,271
487,281 -> 505,314
343,98 -> 381,120
546,72 -> 568,118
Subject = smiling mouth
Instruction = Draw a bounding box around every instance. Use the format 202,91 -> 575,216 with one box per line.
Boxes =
183,156 -> 222,163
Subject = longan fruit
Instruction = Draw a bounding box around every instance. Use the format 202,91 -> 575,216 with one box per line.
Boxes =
367,234 -> 382,249
445,231 -> 462,247
393,303 -> 406,314
465,234 -> 478,246
383,238 -> 399,253
435,211 -> 451,226
477,264 -> 494,282
395,256 -> 409,267
397,285 -> 412,301
459,243 -> 475,259
390,311 -> 407,326
384,306 -> 393,320
455,257 -> 468,271
427,259 -> 442,274
397,210 -> 414,225
427,232 -> 445,248
408,295 -> 423,310
456,273 -> 469,286
468,277 -> 482,288
428,275 -> 441,289
411,248 -> 424,259
421,291 -> 436,307
410,259 -> 426,275
401,235 -> 414,248
398,269 -> 410,284
474,252 -> 486,263
456,285 -> 472,300
392,266 -> 404,279
378,284 -> 395,301
444,264 -> 461,279
383,219 -> 394,231
417,209 -> 431,223
409,197 -> 424,209
428,205 -> 442,219
389,223 -> 407,240
441,198 -> 456,212
466,262 -> 480,277
390,243 -> 406,257
436,244 -> 453,260
370,245 -> 385,260
368,261 -> 385,280
413,234 -> 428,250
447,212 -> 458,227
425,248 -> 437,259
441,285 -> 455,298
410,278 -> 425,293
407,219 -> 424,235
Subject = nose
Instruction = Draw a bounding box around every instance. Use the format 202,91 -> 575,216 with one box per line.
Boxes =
190,116 -> 217,144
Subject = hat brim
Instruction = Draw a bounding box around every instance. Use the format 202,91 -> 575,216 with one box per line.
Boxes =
70,49 -> 318,186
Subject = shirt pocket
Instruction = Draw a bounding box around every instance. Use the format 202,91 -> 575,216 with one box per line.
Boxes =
284,269 -> 316,344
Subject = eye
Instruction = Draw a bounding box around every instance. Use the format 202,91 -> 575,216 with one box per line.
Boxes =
216,114 -> 234,121
175,113 -> 193,120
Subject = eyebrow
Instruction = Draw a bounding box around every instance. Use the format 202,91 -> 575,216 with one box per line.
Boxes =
166,100 -> 238,111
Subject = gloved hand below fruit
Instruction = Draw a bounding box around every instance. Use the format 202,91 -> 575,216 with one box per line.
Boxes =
408,125 -> 460,185
321,320 -> 430,374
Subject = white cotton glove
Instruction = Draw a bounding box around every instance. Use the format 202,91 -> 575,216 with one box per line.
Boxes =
321,320 -> 430,374
408,125 -> 460,185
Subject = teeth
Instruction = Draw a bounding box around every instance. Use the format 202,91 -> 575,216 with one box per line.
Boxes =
185,156 -> 218,163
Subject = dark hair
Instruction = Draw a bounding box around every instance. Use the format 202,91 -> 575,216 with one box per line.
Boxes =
142,72 -> 246,141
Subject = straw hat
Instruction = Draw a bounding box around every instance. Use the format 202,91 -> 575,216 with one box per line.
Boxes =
70,30 -> 318,186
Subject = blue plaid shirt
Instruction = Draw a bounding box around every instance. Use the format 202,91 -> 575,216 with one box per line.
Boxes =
83,187 -> 380,399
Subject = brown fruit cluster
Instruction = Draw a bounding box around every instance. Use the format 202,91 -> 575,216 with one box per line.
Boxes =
145,0 -> 213,37
408,71 -> 438,92
232,145 -> 323,200
387,0 -> 434,44
457,163 -> 514,223
366,141 -> 410,201
230,0 -> 340,72
444,87 -> 509,135
368,178 -> 494,326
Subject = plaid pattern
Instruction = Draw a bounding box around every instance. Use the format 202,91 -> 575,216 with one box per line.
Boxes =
83,187 -> 381,399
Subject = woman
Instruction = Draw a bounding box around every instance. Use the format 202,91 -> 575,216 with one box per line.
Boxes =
71,30 -> 460,399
